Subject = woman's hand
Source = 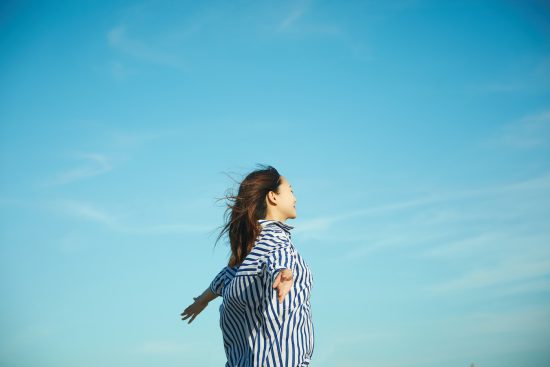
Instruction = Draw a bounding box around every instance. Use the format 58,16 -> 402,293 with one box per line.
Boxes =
273,268 -> 293,304
181,296 -> 209,324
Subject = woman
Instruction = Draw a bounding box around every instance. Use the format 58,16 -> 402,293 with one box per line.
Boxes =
180,164 -> 315,366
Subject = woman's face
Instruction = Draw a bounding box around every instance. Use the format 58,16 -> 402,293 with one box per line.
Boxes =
276,176 -> 297,219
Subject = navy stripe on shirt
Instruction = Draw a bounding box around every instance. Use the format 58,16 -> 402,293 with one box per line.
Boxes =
209,219 -> 315,366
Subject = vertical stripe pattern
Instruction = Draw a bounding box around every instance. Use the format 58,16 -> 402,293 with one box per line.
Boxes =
209,219 -> 315,366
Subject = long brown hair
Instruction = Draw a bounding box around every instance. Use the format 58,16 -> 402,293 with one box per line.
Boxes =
214,164 -> 282,268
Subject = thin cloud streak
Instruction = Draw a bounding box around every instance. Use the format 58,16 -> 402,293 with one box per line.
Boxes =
295,195 -> 444,236
337,230 -> 452,262
482,109 -> 550,149
301,171 -> 550,303
276,0 -> 342,37
298,171 -> 550,239
444,304 -> 550,337
40,152 -> 114,186
469,53 -> 550,95
37,129 -> 174,187
493,278 -> 550,297
279,2 -> 309,31
107,24 -> 188,71
53,199 -> 215,235
424,256 -> 550,293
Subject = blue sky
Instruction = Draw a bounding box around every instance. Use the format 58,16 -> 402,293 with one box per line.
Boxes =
1,0 -> 549,366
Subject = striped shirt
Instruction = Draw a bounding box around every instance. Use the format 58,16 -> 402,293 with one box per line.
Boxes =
209,219 -> 315,366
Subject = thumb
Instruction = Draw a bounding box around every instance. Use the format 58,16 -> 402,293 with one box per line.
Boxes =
273,271 -> 281,288
281,269 -> 293,280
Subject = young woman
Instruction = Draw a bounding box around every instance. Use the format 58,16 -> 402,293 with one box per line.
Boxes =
180,164 -> 315,366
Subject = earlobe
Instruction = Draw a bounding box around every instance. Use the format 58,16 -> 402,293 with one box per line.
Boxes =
266,192 -> 274,205
268,191 -> 278,204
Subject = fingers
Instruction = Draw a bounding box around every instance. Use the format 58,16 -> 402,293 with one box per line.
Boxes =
276,284 -> 291,303
272,269 -> 294,303
180,295 -> 204,323
282,269 -> 293,280
278,289 -> 287,303
180,296 -> 200,318
273,269 -> 292,288
181,311 -> 196,323
273,269 -> 293,288
273,272 -> 280,288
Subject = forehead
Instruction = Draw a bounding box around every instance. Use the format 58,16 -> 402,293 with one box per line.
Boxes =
280,176 -> 292,188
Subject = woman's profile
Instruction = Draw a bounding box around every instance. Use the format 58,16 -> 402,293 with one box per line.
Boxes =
180,164 -> 315,366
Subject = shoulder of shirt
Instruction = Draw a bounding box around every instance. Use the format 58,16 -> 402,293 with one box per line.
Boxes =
257,226 -> 290,249
260,226 -> 288,239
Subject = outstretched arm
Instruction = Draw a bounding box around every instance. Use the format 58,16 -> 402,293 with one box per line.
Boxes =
181,266 -> 226,324
180,287 -> 218,324
199,286 -> 219,303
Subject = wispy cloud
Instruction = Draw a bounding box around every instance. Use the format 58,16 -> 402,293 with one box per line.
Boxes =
295,171 -> 550,293
300,171 -> 550,238
38,129 -> 173,187
472,81 -> 527,93
482,110 -> 550,149
493,278 -> 550,297
57,199 -> 117,226
278,1 -> 310,31
470,54 -> 550,94
274,0 -> 370,60
295,194 -> 444,236
424,254 -> 550,293
418,230 -> 550,259
276,0 -> 342,36
338,230 -> 453,261
444,304 -> 550,340
52,199 -> 215,235
41,152 -> 114,186
107,24 -> 188,71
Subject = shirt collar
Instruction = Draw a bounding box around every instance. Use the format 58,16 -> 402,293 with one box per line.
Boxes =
258,219 -> 294,234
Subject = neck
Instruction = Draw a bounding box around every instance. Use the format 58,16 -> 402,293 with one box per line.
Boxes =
263,213 -> 286,222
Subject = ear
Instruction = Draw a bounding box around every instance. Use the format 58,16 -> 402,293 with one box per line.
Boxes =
266,190 -> 278,204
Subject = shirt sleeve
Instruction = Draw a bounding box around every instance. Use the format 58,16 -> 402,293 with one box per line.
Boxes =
266,241 -> 297,284
265,235 -> 297,314
209,266 -> 226,297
